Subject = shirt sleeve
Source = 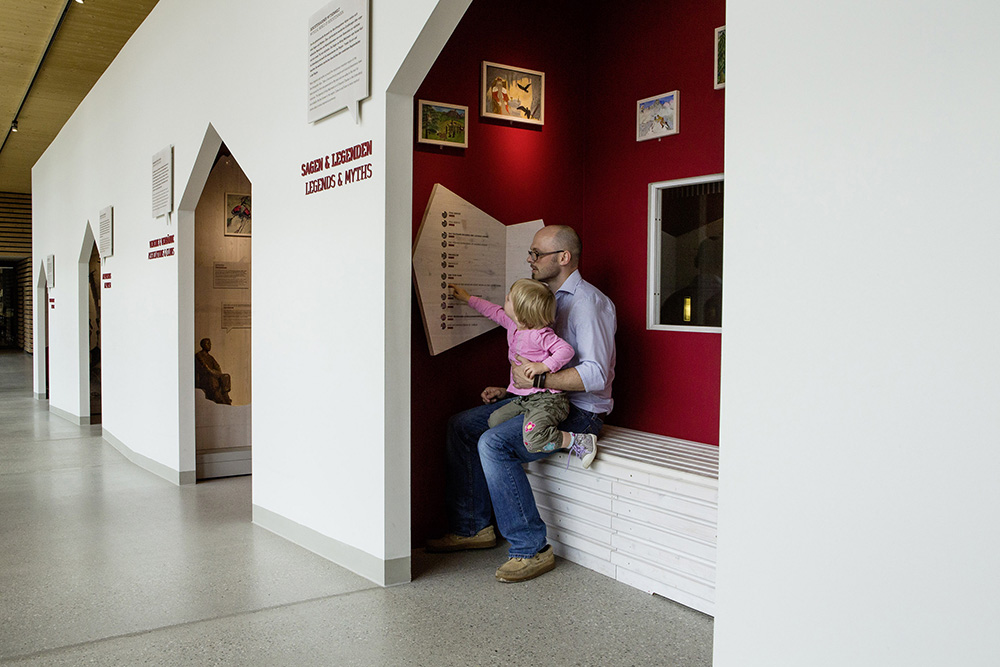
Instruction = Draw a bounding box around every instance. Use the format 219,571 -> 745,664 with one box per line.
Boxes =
537,329 -> 575,372
567,294 -> 616,393
467,296 -> 516,331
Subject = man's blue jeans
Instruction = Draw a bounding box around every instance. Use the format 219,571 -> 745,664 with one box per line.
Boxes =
444,397 -> 604,558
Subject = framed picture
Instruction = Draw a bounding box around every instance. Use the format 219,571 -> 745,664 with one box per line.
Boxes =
714,26 -> 726,89
225,193 -> 251,237
418,100 -> 469,148
636,91 -> 679,142
481,61 -> 544,125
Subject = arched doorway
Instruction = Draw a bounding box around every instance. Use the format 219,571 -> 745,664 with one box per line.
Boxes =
177,125 -> 253,482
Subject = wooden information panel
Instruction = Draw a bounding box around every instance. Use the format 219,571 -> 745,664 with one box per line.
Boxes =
413,184 -> 542,356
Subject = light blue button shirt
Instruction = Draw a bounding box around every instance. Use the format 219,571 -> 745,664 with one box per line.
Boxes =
552,270 -> 617,415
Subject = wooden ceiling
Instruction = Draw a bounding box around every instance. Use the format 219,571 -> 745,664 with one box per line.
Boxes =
0,0 -> 160,194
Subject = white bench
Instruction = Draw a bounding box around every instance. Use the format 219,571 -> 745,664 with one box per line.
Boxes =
525,425 -> 719,616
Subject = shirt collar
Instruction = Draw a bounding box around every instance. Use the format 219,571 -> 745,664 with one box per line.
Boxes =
556,269 -> 582,295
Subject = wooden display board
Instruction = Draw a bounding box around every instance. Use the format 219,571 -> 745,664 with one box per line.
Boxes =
413,184 -> 542,356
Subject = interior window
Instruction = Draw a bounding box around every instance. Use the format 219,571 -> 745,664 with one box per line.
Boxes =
647,175 -> 724,330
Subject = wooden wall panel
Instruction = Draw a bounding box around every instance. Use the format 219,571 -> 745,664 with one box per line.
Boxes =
0,192 -> 32,352
17,257 -> 32,353
0,191 -> 31,257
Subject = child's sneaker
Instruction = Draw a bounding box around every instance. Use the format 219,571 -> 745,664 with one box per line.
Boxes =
567,432 -> 597,468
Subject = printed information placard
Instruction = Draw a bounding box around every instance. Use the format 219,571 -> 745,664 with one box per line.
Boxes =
99,206 -> 113,258
152,146 -> 173,218
412,184 -> 543,356
213,263 -> 250,289
222,303 -> 252,330
307,0 -> 369,123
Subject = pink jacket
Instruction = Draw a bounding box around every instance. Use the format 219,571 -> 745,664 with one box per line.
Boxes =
468,296 -> 575,396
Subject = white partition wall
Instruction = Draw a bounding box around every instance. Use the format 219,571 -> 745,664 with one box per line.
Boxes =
32,0 -> 471,586
715,1 -> 1000,664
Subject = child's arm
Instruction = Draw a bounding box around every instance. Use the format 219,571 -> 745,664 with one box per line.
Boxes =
519,330 -> 576,380
452,288 -> 516,330
536,330 -> 576,374
520,361 -> 549,379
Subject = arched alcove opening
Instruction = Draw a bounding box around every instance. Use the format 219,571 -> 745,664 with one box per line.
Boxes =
402,0 -> 724,617
76,222 -> 102,424
178,124 -> 253,483
34,262 -> 50,400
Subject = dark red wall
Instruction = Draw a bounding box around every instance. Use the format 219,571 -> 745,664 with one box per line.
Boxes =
579,0 -> 725,443
411,0 -> 724,544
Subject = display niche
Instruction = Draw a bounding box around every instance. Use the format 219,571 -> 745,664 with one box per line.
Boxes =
193,144 -> 252,479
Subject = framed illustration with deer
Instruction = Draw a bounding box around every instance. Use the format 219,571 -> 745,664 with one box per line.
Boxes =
418,100 -> 469,148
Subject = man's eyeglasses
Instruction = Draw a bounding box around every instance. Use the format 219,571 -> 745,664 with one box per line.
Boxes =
527,249 -> 564,261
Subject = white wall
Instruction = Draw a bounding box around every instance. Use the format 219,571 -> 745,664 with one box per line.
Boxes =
32,0 -> 471,584
715,1 -> 1000,664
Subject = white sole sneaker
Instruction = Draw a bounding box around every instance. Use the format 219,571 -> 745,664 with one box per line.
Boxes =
580,433 -> 597,468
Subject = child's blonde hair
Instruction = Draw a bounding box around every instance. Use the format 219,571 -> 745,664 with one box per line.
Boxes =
509,278 -> 556,329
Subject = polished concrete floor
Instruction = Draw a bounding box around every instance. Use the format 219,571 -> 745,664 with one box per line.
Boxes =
0,350 -> 713,666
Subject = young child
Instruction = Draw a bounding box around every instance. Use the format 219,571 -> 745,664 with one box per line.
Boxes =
451,278 -> 598,467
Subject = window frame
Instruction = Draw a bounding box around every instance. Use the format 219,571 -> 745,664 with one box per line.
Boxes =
646,173 -> 725,333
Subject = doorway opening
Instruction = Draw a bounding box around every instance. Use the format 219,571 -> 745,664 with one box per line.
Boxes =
86,242 -> 102,423
403,0 -> 723,617
34,262 -> 50,400
191,141 -> 252,481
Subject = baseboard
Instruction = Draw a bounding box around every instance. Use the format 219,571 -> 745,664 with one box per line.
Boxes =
253,504 -> 411,587
196,447 -> 252,479
103,428 -> 197,486
48,404 -> 90,426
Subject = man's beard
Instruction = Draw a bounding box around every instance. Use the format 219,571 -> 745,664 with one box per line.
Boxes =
531,263 -> 557,284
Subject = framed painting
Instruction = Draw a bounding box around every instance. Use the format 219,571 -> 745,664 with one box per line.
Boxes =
418,100 -> 469,148
715,26 -> 726,89
481,61 -> 544,125
225,193 -> 251,237
636,91 -> 679,142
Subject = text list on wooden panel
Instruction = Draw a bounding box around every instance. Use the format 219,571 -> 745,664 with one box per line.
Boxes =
413,184 -> 542,356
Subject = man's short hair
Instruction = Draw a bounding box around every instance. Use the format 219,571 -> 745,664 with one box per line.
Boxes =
549,225 -> 582,260
508,278 -> 557,329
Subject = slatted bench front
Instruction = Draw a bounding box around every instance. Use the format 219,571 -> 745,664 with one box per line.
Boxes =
525,425 -> 719,616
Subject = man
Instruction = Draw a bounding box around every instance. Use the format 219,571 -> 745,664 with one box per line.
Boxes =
427,225 -> 617,582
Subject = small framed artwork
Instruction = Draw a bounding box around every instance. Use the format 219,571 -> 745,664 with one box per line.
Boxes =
225,193 -> 251,237
481,61 -> 544,125
418,100 -> 469,148
714,26 -> 726,89
636,91 -> 679,142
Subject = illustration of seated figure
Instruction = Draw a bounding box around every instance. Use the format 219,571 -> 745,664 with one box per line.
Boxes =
195,338 -> 232,405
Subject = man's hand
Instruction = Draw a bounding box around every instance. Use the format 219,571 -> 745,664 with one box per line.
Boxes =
481,386 -> 507,403
511,356 -> 532,389
449,284 -> 471,303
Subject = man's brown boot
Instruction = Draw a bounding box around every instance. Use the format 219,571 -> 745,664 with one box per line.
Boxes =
425,525 -> 497,553
495,544 -> 555,582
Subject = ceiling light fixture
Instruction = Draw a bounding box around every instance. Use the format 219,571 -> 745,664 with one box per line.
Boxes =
75,0 -> 84,4
10,120 -> 16,133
